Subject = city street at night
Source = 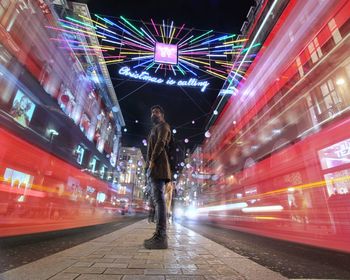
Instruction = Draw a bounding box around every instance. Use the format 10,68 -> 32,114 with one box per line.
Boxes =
1,0 -> 350,279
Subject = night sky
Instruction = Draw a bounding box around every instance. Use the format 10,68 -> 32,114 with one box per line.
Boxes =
75,0 -> 255,155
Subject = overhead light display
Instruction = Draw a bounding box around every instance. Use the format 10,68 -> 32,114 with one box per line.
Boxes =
47,15 -> 260,92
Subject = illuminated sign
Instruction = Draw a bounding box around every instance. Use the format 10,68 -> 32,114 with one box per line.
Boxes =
318,138 -> 350,170
154,42 -> 178,65
75,145 -> 85,165
119,66 -> 210,92
4,168 -> 33,189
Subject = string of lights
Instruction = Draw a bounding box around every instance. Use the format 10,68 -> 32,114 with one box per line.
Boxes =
47,15 -> 259,83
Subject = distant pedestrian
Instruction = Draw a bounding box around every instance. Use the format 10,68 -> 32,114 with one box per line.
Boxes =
144,105 -> 172,249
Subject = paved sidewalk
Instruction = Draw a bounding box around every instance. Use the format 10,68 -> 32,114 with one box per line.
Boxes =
0,220 -> 287,280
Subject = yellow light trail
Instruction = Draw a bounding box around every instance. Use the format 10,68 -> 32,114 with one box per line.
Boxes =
202,175 -> 350,208
214,61 -> 235,66
160,25 -> 165,43
206,69 -> 227,80
61,24 -> 106,39
101,59 -> 124,64
223,38 -> 248,45
78,14 -> 108,28
234,69 -> 246,74
82,45 -> 115,50
255,216 -> 278,220
169,27 -> 177,44
179,56 -> 210,66
120,51 -> 153,55
224,51 -> 241,55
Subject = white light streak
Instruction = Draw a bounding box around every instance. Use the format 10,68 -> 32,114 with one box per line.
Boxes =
241,205 -> 284,213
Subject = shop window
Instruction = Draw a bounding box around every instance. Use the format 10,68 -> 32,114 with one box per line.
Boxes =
296,56 -> 304,78
328,18 -> 342,45
308,37 -> 323,64
318,79 -> 342,118
321,79 -> 342,104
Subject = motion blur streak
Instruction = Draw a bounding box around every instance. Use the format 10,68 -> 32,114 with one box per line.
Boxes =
241,205 -> 284,213
197,202 -> 248,212
182,0 -> 350,253
0,1 -> 143,238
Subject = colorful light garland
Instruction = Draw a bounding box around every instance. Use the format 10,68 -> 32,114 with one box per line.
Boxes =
47,15 -> 259,89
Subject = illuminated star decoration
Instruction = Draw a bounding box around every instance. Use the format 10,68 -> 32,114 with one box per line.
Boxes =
46,15 -> 260,91
92,15 -> 257,81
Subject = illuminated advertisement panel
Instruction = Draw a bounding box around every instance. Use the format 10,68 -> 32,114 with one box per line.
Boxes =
10,90 -> 36,128
154,42 -> 178,65
318,138 -> 350,170
4,168 -> 34,189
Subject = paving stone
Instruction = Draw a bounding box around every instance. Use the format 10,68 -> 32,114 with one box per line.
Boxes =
122,276 -> 165,280
164,264 -> 197,269
76,275 -> 122,280
182,268 -> 217,275
206,260 -> 224,265
104,255 -> 133,259
113,259 -> 140,264
166,277 -> 206,280
144,268 -> 182,275
48,272 -> 80,280
124,260 -> 147,265
72,261 -> 95,267
0,220 -> 287,280
95,259 -> 116,263
92,263 -> 128,268
127,263 -> 163,269
204,276 -> 246,280
64,267 -> 106,274
104,268 -> 144,275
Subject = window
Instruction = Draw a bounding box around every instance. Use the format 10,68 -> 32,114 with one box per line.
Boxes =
318,79 -> 342,118
306,94 -> 319,127
308,37 -> 323,64
328,18 -> 342,45
0,0 -> 10,19
296,56 -> 304,78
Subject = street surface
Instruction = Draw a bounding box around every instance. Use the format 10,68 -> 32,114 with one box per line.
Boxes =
0,215 -> 145,273
180,219 -> 350,279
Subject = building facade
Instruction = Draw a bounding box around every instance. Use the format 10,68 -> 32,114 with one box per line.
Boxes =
0,0 -> 124,182
117,147 -> 146,209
